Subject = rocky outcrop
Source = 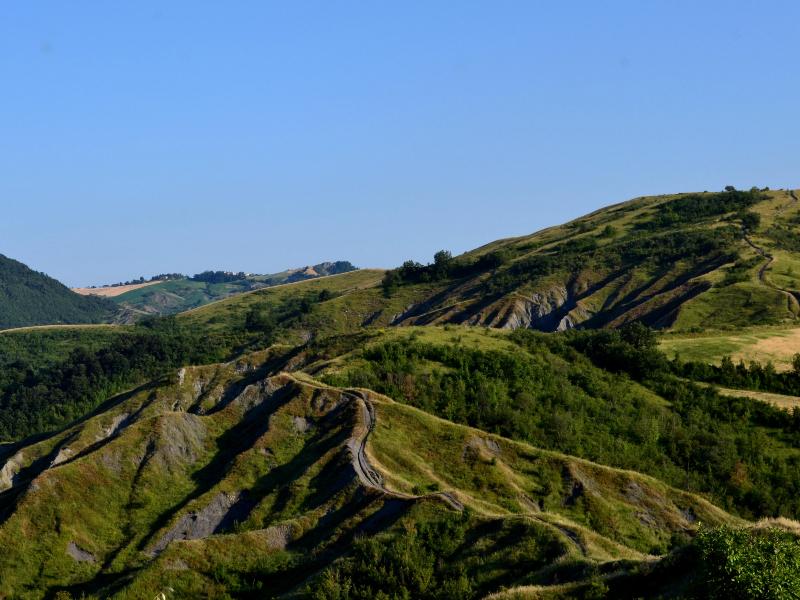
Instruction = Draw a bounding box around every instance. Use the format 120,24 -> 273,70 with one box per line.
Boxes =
67,541 -> 96,563
149,491 -> 252,556
467,285 -> 586,331
97,412 -> 130,442
0,452 -> 24,492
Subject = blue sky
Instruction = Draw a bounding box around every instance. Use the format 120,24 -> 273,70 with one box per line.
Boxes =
2,2 -> 799,286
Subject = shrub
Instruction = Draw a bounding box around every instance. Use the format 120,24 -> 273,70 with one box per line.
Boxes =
694,526 -> 800,599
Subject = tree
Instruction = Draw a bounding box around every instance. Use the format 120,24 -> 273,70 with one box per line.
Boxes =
619,322 -> 658,352
245,307 -> 274,333
792,353 -> 800,375
739,210 -> 761,232
434,250 -> 453,266
381,270 -> 401,297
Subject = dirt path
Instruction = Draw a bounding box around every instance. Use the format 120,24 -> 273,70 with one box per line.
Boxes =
743,234 -> 775,284
744,190 -> 799,286
346,390 -> 464,512
743,221 -> 800,311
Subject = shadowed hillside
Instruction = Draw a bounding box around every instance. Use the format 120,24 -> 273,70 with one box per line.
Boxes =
0,254 -> 116,329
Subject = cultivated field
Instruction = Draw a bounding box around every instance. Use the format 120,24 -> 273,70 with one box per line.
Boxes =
72,280 -> 161,297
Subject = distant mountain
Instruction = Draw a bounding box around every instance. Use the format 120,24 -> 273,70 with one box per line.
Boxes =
97,260 -> 357,320
0,254 -> 115,329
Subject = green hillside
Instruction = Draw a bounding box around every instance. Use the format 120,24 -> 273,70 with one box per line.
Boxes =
111,261 -> 356,320
179,188 -> 800,338
4,189 -> 800,598
2,325 -> 799,598
375,187 -> 800,332
0,254 -> 116,329
0,346 -> 742,598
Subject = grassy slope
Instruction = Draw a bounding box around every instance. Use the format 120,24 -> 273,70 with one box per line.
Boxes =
175,191 -> 800,345
0,350 -> 738,599
314,189 -> 800,335
658,189 -> 800,368
177,189 -> 800,341
312,326 -> 800,519
179,268 -> 404,341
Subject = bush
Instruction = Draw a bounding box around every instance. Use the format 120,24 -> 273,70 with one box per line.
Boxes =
694,526 -> 800,599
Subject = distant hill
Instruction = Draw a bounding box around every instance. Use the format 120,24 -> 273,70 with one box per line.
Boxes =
98,260 -> 357,320
0,254 -> 115,329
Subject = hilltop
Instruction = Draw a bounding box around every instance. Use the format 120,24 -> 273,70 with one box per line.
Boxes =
375,187 -> 800,332
0,254 -> 116,330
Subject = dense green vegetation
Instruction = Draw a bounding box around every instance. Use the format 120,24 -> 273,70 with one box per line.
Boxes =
308,509 -> 566,600
323,325 -> 800,520
0,327 -> 125,372
0,254 -> 116,329
488,226 -> 738,299
0,319 -> 224,441
191,270 -> 249,283
679,353 -> 800,396
635,188 -> 765,231
381,250 -> 509,296
309,518 -> 800,600
692,525 -> 800,599
0,288 -> 340,441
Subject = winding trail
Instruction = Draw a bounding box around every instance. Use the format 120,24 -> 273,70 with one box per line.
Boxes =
345,390 -> 464,512
743,190 -> 800,308
743,233 -> 774,284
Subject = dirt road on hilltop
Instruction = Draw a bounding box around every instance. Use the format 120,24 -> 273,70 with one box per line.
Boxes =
346,390 -> 464,512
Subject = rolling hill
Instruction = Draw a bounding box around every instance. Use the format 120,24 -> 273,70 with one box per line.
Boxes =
373,187 -> 800,332
3,188 -> 800,597
0,336 -> 745,598
78,261 -> 357,321
0,254 -> 116,330
178,188 -> 800,338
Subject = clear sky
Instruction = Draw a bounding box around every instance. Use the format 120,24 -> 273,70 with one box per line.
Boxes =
2,2 -> 799,286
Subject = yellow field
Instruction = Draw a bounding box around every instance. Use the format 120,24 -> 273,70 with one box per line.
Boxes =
715,386 -> 800,412
72,280 -> 161,297
660,325 -> 800,371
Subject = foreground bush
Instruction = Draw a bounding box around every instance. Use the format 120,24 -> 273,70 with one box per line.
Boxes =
694,525 -> 800,599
